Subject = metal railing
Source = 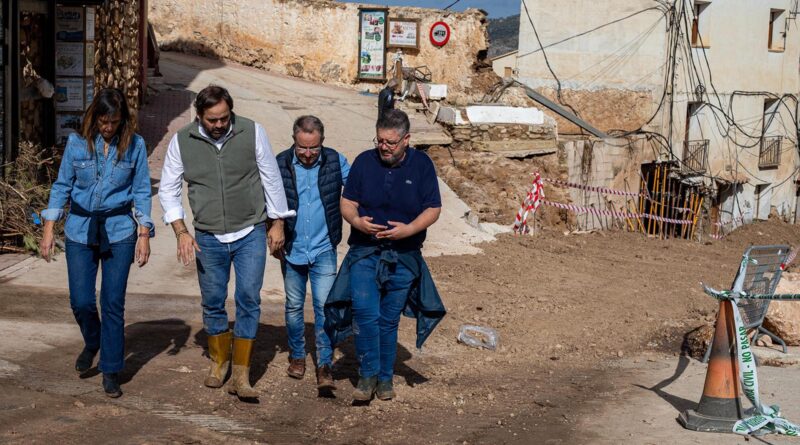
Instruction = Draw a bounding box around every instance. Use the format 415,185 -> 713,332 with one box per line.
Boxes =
759,136 -> 782,169
682,139 -> 709,174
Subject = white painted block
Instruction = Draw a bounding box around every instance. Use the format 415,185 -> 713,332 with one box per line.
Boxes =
465,106 -> 544,125
436,106 -> 468,125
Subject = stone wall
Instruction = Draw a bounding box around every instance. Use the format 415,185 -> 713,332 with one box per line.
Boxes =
150,0 -> 490,102
448,123 -> 556,152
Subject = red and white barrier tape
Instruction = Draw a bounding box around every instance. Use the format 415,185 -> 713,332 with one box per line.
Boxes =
543,178 -> 640,197
513,173 -> 544,234
513,173 -> 696,233
542,177 -> 694,214
541,200 -> 693,225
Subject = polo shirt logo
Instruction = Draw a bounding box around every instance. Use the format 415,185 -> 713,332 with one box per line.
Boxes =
405,179 -> 413,185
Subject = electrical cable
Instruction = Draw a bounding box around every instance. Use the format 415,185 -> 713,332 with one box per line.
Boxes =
520,0 -> 581,119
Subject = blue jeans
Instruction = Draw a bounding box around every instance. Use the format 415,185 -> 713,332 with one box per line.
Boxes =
195,224 -> 267,339
350,253 -> 414,381
66,233 -> 136,373
281,249 -> 337,367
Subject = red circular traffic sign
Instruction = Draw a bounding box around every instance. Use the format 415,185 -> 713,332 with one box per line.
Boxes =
429,21 -> 451,47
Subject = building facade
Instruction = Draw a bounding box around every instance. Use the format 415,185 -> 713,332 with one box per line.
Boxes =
515,0 -> 800,233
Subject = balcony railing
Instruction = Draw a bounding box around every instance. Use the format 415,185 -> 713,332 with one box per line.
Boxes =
682,139 -> 709,174
759,136 -> 782,169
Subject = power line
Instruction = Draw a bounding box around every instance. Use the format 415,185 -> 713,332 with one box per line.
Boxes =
443,0 -> 460,10
519,0 -> 581,120
517,6 -> 668,59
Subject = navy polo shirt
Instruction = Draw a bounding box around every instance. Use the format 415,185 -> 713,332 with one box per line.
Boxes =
343,147 -> 442,250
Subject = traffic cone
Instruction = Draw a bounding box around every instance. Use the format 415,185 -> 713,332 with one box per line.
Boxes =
679,299 -> 743,432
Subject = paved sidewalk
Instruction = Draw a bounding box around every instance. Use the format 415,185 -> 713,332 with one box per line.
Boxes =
0,254 -> 35,281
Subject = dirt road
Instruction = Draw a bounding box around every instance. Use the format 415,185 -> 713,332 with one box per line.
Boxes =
2,53 -> 800,444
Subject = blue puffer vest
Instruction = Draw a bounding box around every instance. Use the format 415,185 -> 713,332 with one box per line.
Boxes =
276,147 -> 344,255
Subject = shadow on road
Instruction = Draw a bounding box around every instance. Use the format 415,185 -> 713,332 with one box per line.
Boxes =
634,354 -> 696,415
120,318 -> 191,384
193,321 -> 428,394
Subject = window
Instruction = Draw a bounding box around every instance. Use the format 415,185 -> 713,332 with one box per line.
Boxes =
760,99 -> 781,169
769,9 -> 786,51
691,1 -> 711,48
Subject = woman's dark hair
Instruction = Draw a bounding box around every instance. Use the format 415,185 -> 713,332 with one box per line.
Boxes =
194,85 -> 234,117
80,88 -> 134,161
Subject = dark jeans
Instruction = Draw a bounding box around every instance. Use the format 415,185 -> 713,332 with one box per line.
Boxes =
195,224 -> 267,339
65,233 -> 136,373
350,253 -> 414,381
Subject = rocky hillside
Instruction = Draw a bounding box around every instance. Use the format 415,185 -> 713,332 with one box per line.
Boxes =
488,14 -> 519,58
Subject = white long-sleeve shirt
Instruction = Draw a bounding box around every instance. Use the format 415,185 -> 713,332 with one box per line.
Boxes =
158,122 -> 295,243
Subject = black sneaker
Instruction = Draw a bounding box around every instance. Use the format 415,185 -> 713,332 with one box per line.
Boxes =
102,373 -> 122,398
75,347 -> 98,373
376,380 -> 395,400
352,376 -> 378,401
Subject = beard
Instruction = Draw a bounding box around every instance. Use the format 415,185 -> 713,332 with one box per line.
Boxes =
379,148 -> 406,167
204,123 -> 230,141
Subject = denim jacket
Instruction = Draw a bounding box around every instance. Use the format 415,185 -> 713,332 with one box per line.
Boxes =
42,132 -> 155,244
324,245 -> 446,349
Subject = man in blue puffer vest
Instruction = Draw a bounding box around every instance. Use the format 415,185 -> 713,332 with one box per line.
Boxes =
276,116 -> 350,392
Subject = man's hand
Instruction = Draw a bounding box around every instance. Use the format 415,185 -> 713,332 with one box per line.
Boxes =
268,220 -> 285,257
376,220 -> 415,240
135,234 -> 151,267
354,216 -> 388,236
341,197 -> 386,236
176,232 -> 200,266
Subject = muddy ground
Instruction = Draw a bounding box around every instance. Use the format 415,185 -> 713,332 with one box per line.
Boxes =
2,217 -> 797,444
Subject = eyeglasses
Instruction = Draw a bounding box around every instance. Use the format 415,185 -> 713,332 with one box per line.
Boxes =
373,137 -> 404,149
294,145 -> 321,153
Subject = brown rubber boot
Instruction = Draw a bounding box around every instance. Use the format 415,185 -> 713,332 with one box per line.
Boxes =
226,337 -> 259,398
204,331 -> 232,388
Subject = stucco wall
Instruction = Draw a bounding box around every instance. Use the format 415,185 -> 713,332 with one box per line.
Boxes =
491,51 -> 518,78
518,0 -> 800,221
149,0 -> 489,102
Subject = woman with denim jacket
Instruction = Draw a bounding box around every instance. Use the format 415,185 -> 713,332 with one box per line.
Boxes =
39,88 -> 154,398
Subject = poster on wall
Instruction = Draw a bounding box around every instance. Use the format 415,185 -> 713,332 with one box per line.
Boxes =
85,42 -> 95,76
55,6 -> 84,42
357,8 -> 387,81
85,7 -> 96,42
55,42 -> 85,76
54,77 -> 85,111
85,77 -> 95,108
388,18 -> 419,49
56,113 -> 83,146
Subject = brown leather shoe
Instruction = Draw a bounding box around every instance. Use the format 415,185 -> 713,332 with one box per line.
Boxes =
287,357 -> 306,379
316,365 -> 336,390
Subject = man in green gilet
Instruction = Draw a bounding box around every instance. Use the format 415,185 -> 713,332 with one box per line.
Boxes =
158,85 -> 294,399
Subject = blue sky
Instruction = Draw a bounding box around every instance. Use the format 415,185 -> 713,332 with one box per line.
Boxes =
339,1 -> 521,18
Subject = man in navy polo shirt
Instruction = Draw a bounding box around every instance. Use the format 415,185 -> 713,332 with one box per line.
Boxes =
337,109 -> 443,401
